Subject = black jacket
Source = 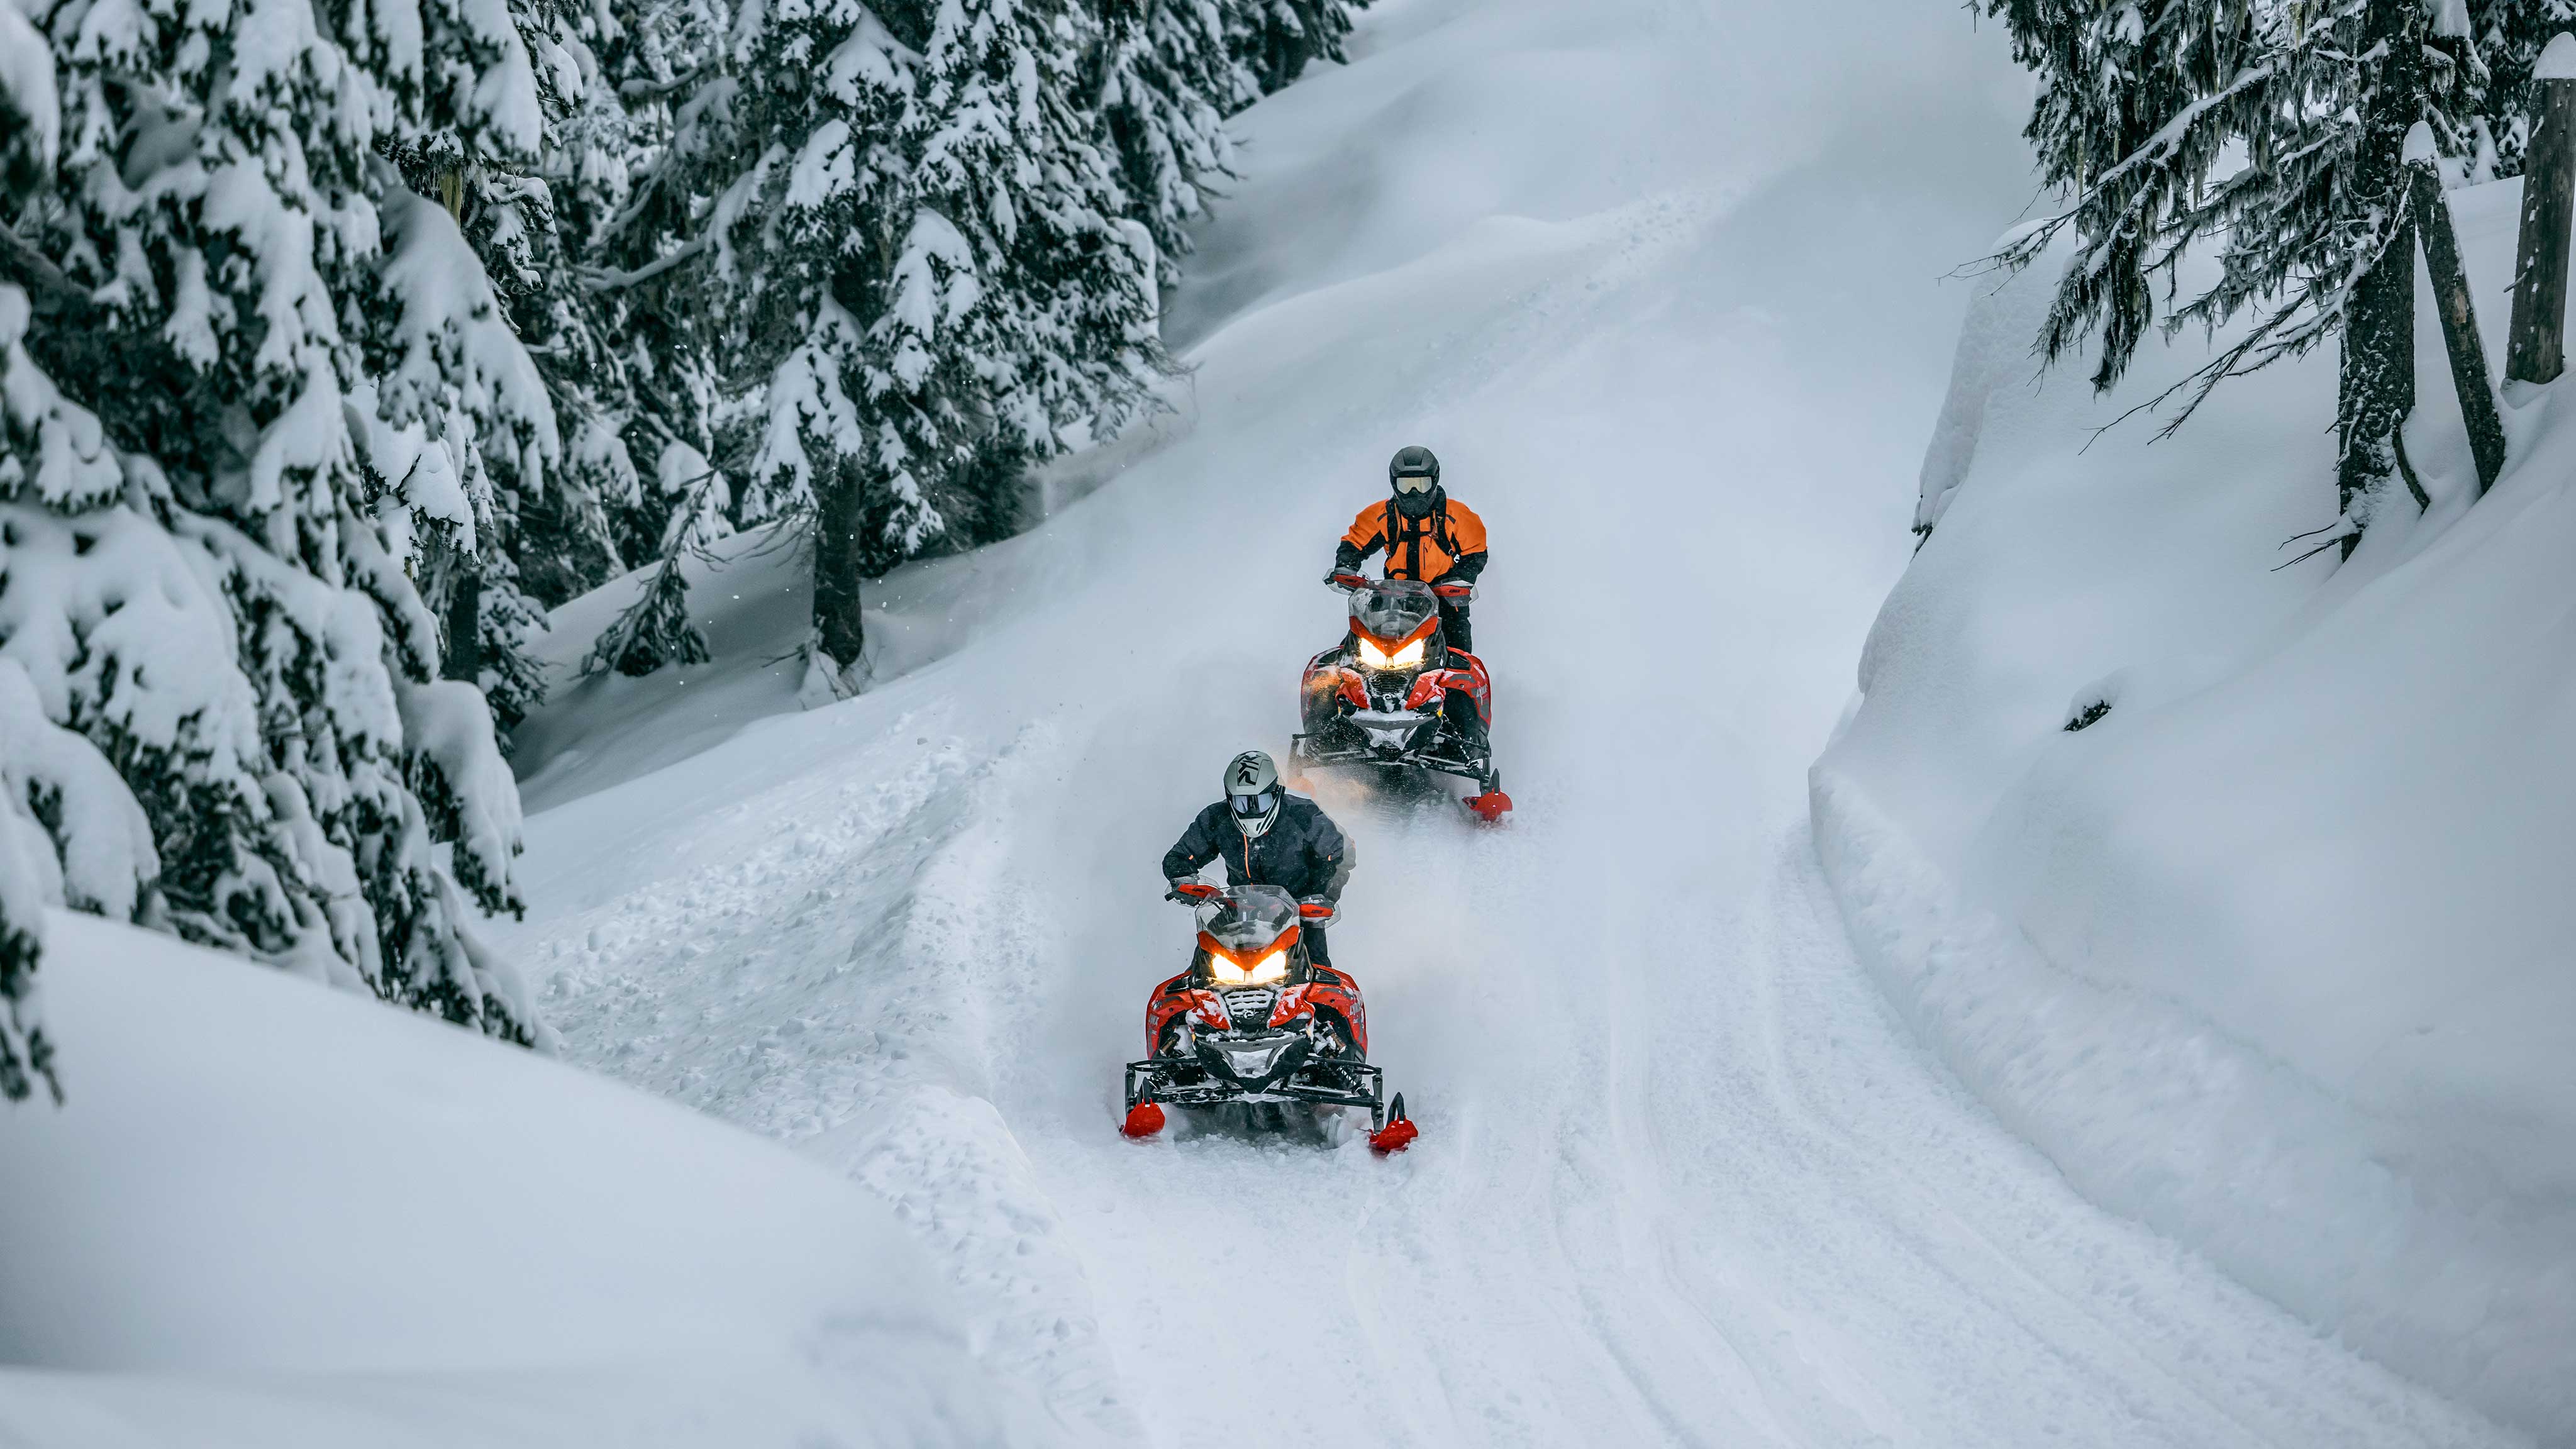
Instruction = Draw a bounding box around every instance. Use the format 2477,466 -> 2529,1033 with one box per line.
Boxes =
1162,794 -> 1353,903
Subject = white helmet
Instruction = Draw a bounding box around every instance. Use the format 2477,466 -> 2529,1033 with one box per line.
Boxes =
1224,750 -> 1282,838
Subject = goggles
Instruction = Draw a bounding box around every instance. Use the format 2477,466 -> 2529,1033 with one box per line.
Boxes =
1229,787 -> 1278,819
1391,473 -> 1436,494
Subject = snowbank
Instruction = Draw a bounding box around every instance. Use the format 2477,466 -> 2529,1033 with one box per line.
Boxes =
1816,173 -> 2576,1436
0,912 -> 1079,1446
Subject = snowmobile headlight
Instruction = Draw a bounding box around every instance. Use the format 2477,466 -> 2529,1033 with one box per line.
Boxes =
1207,950 -> 1286,985
1358,636 -> 1425,670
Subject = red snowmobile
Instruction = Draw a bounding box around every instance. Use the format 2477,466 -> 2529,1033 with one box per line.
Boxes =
1121,883 -> 1416,1153
1291,576 -> 1513,821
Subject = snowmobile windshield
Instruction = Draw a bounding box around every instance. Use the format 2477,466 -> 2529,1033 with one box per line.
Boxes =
1350,579 -> 1439,643
1199,884 -> 1301,955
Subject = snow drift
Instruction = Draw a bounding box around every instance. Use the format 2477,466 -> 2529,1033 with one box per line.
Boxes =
0,912 -> 1080,1447
1816,172 -> 2576,1436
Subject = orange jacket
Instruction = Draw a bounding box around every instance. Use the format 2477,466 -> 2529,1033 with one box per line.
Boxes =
1338,496 -> 1488,583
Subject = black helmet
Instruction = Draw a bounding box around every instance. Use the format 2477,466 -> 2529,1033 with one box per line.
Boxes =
1388,445 -> 1440,518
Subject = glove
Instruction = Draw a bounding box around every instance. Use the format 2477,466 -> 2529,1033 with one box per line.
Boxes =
1168,879 -> 1219,902
1297,897 -> 1338,925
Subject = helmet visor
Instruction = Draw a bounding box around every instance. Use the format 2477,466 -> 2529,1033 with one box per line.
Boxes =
1391,473 -> 1436,494
1229,787 -> 1279,821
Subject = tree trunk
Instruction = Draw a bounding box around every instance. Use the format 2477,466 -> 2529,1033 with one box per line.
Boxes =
2335,1 -> 2423,553
811,457 -> 868,683
2508,63 -> 2576,385
2411,160 -> 2509,494
441,562 -> 483,684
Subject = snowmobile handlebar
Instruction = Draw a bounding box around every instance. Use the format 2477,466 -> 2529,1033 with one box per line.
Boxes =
1324,572 -> 1476,603
1166,881 -> 1221,904
1297,897 -> 1339,927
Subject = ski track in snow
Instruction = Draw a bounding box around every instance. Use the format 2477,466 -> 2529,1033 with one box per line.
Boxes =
521,753 -> 2508,1447
502,0 -> 2529,1442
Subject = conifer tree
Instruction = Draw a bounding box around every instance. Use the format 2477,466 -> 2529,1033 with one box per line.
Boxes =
578,0 -> 1363,687
602,0 -> 1165,693
2,0 -> 545,1050
1226,0 -> 1359,93
582,444 -> 728,675
2473,1 -> 2576,173
1101,0 -> 1258,274
1984,0 -> 2490,546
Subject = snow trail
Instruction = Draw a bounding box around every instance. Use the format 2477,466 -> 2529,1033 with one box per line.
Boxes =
504,0 -> 2527,1441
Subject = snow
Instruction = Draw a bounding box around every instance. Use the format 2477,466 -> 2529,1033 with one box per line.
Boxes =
397,674 -> 526,908
2407,119 -> 2439,165
0,0 -> 60,172
6,0 -> 2550,1438
0,911 -> 1075,1446
1817,160 -> 2576,1435
373,179 -> 563,505
2537,31 -> 2576,84
0,662 -> 156,919
0,284 -> 121,510
491,0 -> 2535,1443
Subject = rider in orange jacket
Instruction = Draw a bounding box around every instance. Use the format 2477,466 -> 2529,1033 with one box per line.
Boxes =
1328,445 -> 1487,650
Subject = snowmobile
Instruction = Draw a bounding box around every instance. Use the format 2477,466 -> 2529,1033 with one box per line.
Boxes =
1290,575 -> 1513,822
1121,882 -> 1416,1153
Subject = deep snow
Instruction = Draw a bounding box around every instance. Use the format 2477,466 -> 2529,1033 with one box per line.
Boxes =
1816,164 -> 2576,1437
0,913 -> 1070,1446
473,0 -> 2534,1444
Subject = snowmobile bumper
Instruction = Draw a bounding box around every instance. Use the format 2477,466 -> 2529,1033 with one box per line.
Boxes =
1291,728 -> 1509,821
1124,1053 -> 1390,1131
1291,727 -> 1495,792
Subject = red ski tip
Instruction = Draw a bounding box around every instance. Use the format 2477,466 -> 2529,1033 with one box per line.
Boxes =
1368,1118 -> 1419,1155
1121,1102 -> 1166,1138
1465,790 -> 1513,823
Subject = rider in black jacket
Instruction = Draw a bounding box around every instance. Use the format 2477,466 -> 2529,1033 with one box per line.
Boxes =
1163,751 -> 1353,964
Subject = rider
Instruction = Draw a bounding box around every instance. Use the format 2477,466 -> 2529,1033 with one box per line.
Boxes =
1163,751 -> 1353,965
1328,445 -> 1487,652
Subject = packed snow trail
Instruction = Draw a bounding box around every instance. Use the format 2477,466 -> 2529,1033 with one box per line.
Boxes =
497,0 -> 2524,1443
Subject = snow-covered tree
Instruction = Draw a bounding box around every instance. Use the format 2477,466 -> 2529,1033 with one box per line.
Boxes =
547,0 -> 745,670
582,442 -> 728,675
2439,0 -> 2576,189
1100,0 -> 1257,275
570,0 -> 1365,690
1984,0 -> 2490,546
1225,0 -> 1360,94
1,0 -> 545,1051
600,0 -> 1165,693
0,283 -> 158,1101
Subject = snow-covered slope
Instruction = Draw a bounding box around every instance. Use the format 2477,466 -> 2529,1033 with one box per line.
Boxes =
0,913 -> 1069,1447
488,0 -> 2534,1444
1817,175 -> 2576,1436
